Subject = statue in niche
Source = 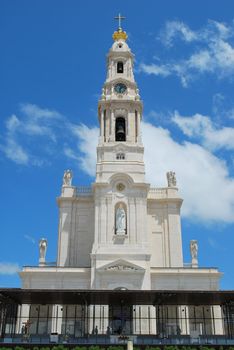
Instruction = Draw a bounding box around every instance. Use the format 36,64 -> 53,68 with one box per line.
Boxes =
63,169 -> 73,186
190,240 -> 198,266
39,238 -> 47,265
167,171 -> 177,187
116,204 -> 126,235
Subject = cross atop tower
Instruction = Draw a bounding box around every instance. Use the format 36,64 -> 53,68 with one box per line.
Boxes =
114,13 -> 126,30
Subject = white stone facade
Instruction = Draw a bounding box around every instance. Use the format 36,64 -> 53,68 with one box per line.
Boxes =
20,28 -> 222,291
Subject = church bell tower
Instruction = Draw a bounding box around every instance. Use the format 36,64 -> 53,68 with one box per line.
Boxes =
91,19 -> 151,289
96,20 -> 145,184
20,16 -> 222,293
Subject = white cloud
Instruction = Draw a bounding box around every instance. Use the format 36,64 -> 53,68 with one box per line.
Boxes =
73,121 -> 234,223
6,114 -> 21,132
139,63 -> 171,77
211,20 -> 230,39
173,111 -> 234,151
228,108 -> 234,119
20,103 -> 62,120
1,104 -> 100,169
143,121 -> 234,223
0,138 -> 29,165
160,19 -> 231,47
160,20 -> 197,47
24,234 -> 36,244
188,50 -> 213,72
0,262 -> 20,275
19,104 -> 62,140
69,123 -> 99,176
0,104 -> 67,165
212,93 -> 234,121
140,19 -> 234,86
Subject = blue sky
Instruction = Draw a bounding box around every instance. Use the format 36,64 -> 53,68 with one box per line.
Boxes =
1,0 -> 234,289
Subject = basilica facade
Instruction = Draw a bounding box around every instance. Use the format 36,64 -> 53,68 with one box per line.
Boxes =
20,24 -> 221,292
1,22 -> 234,345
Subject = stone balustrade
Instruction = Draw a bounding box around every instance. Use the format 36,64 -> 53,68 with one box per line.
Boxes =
76,186 -> 93,196
148,187 -> 179,199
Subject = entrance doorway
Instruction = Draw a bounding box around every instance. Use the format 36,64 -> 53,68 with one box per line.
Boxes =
109,305 -> 132,335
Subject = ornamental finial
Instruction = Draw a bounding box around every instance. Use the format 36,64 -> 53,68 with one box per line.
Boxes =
113,13 -> 128,41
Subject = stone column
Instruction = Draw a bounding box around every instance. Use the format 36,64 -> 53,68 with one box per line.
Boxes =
168,204 -> 183,267
57,202 -> 72,266
107,196 -> 113,242
91,305 -> 108,334
133,306 -> 140,334
212,305 -> 224,335
149,306 -> 157,335
16,304 -> 30,334
111,109 -> 115,141
51,305 -> 63,334
93,197 -> 101,246
163,207 -> 170,267
136,197 -> 148,244
137,112 -> 141,142
103,305 -> 109,335
100,110 -> 104,142
100,198 -> 106,244
109,110 -> 111,139
178,306 -> 190,335
127,340 -> 133,350
129,197 -> 136,243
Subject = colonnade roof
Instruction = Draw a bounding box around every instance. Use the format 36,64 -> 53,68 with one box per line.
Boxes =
0,288 -> 234,306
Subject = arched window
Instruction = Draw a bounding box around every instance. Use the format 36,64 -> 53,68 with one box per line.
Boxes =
115,117 -> 126,141
117,61 -> 124,73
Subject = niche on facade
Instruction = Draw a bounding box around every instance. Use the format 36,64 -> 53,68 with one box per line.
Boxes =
115,202 -> 127,236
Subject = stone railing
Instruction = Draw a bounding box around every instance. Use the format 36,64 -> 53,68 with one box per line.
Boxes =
76,186 -> 93,196
148,188 -> 168,199
148,187 -> 179,200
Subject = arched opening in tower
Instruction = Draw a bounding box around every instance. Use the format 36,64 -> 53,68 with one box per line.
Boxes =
115,117 -> 126,141
117,61 -> 124,73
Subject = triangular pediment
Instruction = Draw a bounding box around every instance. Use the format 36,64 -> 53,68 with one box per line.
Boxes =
97,259 -> 145,272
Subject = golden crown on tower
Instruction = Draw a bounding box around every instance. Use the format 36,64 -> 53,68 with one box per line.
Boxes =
112,28 -> 128,41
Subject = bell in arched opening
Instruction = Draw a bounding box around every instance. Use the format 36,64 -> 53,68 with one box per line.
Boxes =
115,117 -> 126,141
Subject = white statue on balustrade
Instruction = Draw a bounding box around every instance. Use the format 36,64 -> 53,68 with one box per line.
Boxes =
116,204 -> 126,235
190,240 -> 198,267
167,171 -> 177,187
39,238 -> 47,266
63,169 -> 73,186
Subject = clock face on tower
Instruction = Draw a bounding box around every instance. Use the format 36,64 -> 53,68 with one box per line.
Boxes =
114,83 -> 127,94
